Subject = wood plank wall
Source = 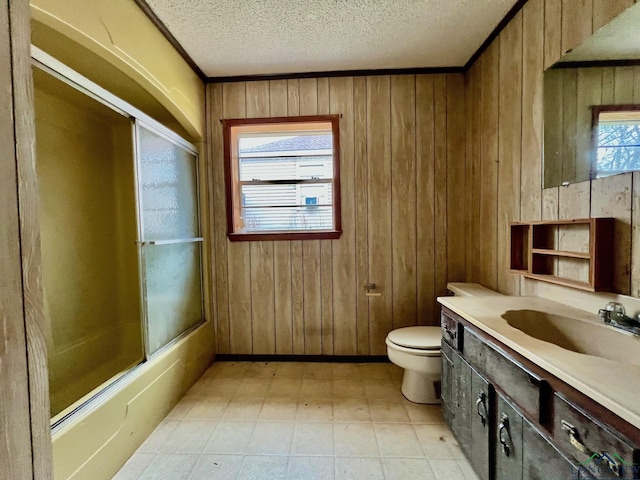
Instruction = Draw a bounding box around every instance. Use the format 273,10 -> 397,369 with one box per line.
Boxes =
465,0 -> 638,296
207,74 -> 466,355
1,0 -> 52,477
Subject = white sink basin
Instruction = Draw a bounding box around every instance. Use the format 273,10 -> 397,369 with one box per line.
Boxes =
502,309 -> 640,366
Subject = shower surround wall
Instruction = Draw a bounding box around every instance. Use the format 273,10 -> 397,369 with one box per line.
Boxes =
34,78 -> 143,416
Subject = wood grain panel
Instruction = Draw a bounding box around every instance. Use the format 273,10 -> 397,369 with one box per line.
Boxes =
286,79 -> 305,355
542,188 -> 560,221
291,239 -> 304,354
592,0 -> 633,31
465,65 -> 476,282
614,66 -> 635,102
246,81 -> 275,354
544,0 -> 562,69
269,79 -> 293,354
12,0 -> 52,475
416,75 -> 437,324
298,78 -> 323,355
497,14 -> 523,296
287,79 -> 300,114
391,75 -> 417,329
446,74 -> 467,285
601,67 -> 615,104
249,240 -> 275,354
559,183 -> 590,219
591,174 -> 632,294
302,240 -> 322,354
479,43 -> 500,290
367,75 -> 392,355
330,77 -> 356,354
315,78 -> 335,354
434,75 -> 449,298
561,0 -> 593,56
521,0 -> 544,224
300,78 -> 333,355
1,0 -> 37,476
560,70 -> 577,183
467,63 -> 482,284
299,78 -> 318,114
542,187 -> 560,277
575,68 -> 602,182
353,76 -> 369,350
208,83 -> 229,353
223,82 -> 253,353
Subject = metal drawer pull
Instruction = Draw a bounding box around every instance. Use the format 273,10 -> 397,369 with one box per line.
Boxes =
444,326 -> 456,340
561,420 -> 592,455
476,391 -> 487,427
561,420 -> 622,477
498,415 -> 510,456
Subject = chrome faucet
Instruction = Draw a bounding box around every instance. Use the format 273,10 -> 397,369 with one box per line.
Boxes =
598,302 -> 640,336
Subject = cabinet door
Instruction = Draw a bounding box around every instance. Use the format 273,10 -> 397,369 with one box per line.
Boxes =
452,351 -> 473,456
471,369 -> 491,480
496,394 -> 523,480
441,341 -> 454,427
523,421 -> 580,480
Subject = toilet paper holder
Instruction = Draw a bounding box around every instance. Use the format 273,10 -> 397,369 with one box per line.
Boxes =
365,283 -> 382,297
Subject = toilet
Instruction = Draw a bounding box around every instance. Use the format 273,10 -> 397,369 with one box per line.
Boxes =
386,282 -> 502,404
386,326 -> 442,404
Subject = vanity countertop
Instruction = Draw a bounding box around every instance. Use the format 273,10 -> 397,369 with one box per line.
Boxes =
437,295 -> 640,430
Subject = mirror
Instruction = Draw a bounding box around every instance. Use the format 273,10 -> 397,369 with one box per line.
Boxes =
543,3 -> 640,188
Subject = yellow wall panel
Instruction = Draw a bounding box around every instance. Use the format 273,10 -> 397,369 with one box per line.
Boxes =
30,0 -> 205,140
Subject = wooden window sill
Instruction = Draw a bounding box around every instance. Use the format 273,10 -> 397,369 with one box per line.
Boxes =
227,230 -> 342,242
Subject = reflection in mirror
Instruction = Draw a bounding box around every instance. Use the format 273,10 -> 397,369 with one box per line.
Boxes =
543,3 -> 640,188
593,105 -> 640,178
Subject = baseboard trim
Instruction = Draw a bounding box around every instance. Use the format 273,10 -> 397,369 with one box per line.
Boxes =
215,354 -> 390,363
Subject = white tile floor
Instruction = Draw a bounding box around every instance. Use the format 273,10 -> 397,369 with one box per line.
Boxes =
114,362 -> 479,480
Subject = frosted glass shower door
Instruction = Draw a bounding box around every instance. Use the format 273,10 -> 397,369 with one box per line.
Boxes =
136,122 -> 204,355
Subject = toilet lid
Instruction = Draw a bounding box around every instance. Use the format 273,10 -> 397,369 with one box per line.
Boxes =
387,326 -> 441,350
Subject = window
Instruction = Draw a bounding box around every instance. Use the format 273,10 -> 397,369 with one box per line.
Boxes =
223,115 -> 342,241
593,105 -> 640,178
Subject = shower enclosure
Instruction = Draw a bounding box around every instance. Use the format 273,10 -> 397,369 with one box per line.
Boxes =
32,48 -> 205,421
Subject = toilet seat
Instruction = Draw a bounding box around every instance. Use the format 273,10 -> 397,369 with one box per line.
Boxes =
386,326 -> 441,351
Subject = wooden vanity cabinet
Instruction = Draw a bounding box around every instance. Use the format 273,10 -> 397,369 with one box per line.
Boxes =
442,335 -> 491,480
441,307 -> 640,480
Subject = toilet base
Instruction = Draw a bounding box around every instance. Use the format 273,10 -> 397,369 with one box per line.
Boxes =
401,370 -> 441,404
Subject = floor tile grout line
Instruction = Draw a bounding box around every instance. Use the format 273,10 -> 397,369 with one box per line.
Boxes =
115,361 -> 472,479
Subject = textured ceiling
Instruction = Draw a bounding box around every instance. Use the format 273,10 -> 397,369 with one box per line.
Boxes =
558,3 -> 640,63
144,0 -> 519,77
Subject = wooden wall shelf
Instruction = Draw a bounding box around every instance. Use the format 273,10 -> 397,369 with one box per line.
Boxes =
510,218 -> 614,292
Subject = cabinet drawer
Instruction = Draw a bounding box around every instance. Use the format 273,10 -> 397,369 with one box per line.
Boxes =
553,394 -> 638,479
523,421 -> 578,480
441,311 -> 462,350
464,329 -> 547,423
